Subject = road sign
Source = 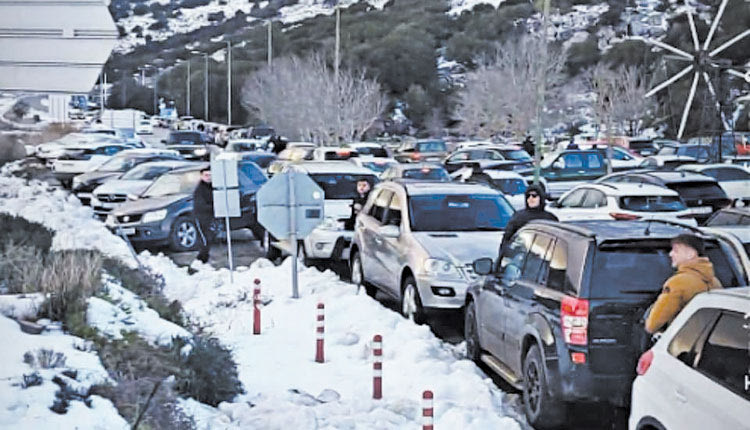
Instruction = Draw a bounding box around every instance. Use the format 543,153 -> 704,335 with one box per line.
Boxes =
0,0 -> 118,93
257,172 -> 325,240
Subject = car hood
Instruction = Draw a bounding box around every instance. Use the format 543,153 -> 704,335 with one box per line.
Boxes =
112,193 -> 189,215
94,179 -> 153,196
412,231 -> 503,265
76,171 -> 120,186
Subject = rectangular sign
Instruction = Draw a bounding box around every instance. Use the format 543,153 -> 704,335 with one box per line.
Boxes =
213,189 -> 240,218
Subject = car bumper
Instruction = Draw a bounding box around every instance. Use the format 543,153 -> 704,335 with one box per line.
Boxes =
75,192 -> 93,205
305,229 -> 353,260
106,218 -> 171,244
415,274 -> 469,309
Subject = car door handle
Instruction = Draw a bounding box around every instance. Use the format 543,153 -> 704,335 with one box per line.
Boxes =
674,388 -> 687,403
374,237 -> 383,244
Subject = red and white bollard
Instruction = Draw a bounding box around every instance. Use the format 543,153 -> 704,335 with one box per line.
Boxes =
372,335 -> 383,399
253,279 -> 261,335
422,390 -> 434,430
315,303 -> 325,363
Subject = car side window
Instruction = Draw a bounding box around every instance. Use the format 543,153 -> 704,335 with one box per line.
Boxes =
586,153 -> 602,169
560,189 -> 587,208
448,152 -> 469,162
499,231 -> 533,284
694,311 -> 749,400
487,150 -> 505,161
667,308 -> 719,367
369,190 -> 392,224
581,190 -> 607,208
384,193 -> 402,227
562,154 -> 583,169
542,240 -> 572,294
521,234 -> 553,283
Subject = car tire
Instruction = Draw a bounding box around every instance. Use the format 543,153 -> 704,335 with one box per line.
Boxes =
401,276 -> 425,324
250,225 -> 265,242
464,301 -> 481,363
263,230 -> 281,261
350,251 -> 376,297
296,241 -> 308,267
522,344 -> 567,429
169,216 -> 200,252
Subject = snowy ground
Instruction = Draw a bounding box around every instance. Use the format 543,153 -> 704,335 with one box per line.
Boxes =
0,163 -> 526,428
449,0 -> 505,16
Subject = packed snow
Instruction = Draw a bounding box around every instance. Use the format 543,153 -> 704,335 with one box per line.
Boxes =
449,0 -> 505,16
0,160 -> 527,428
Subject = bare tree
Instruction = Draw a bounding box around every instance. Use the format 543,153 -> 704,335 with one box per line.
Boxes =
612,66 -> 655,136
454,35 -> 567,139
242,54 -> 386,145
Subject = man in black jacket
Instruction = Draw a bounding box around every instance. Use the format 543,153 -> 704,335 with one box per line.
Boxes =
498,183 -> 558,256
193,167 -> 215,263
345,179 -> 371,230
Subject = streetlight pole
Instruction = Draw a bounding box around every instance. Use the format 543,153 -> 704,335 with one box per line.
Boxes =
267,20 -> 272,68
533,0 -> 550,185
186,59 -> 191,116
204,53 -> 209,122
227,40 -> 232,125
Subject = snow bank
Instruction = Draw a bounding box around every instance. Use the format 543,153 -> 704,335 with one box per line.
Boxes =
0,316 -> 128,429
449,0 -> 505,16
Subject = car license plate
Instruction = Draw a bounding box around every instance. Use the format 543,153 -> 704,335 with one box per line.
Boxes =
691,206 -> 713,214
77,192 -> 92,199
99,202 -> 115,209
119,227 -> 136,235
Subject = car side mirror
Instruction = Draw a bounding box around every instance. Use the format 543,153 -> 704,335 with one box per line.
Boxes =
380,224 -> 400,238
472,257 -> 494,276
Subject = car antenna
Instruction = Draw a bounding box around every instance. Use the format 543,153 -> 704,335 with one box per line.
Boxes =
644,219 -> 652,236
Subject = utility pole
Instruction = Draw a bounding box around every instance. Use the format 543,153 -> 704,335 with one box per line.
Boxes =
267,20 -> 273,68
153,68 -> 158,115
533,0 -> 550,185
227,40 -> 232,125
186,59 -> 191,116
335,4 -> 340,80
204,53 -> 209,122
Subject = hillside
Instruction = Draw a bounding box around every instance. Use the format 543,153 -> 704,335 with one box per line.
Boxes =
104,0 -> 750,136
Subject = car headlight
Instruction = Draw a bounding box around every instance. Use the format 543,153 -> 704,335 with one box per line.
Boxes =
193,148 -> 207,156
320,216 -> 343,231
423,258 -> 458,276
127,193 -> 140,201
142,209 -> 168,223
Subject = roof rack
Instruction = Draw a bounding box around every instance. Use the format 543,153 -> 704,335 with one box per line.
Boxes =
640,218 -> 711,237
526,220 -> 597,238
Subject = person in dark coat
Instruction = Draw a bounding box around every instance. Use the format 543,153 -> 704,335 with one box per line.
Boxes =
498,183 -> 558,255
522,135 -> 535,157
345,179 -> 371,230
193,167 -> 215,263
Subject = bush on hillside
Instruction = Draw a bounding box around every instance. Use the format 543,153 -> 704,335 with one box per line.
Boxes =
177,336 -> 244,406
0,214 -> 53,254
132,4 -> 148,15
0,138 -> 27,166
40,250 -> 103,321
12,101 -> 29,119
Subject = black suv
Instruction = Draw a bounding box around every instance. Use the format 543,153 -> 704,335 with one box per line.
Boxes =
465,220 -> 747,429
162,131 -> 216,160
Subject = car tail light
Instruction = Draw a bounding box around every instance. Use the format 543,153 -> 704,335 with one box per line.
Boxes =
561,296 -> 588,345
636,349 -> 654,375
571,352 -> 586,364
609,212 -> 641,221
410,152 -> 422,161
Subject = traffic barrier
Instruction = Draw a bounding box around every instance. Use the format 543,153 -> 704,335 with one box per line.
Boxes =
315,303 -> 325,363
253,279 -> 261,335
373,334 -> 382,399
422,390 -> 434,430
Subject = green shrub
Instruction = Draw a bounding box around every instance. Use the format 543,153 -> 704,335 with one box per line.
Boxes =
177,336 -> 244,406
0,214 -> 54,254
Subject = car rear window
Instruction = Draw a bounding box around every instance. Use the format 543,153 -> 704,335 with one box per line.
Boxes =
618,196 -> 686,212
705,211 -> 746,226
403,167 -> 451,181
355,147 -> 388,157
666,182 -> 726,200
168,132 -> 203,145
416,141 -> 446,153
310,174 -> 377,200
588,240 -> 739,298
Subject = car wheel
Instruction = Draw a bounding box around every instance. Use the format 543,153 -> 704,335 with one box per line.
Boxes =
401,276 -> 425,324
522,344 -> 567,429
351,251 -> 375,297
464,301 -> 481,363
250,225 -> 265,241
169,216 -> 199,252
263,230 -> 281,261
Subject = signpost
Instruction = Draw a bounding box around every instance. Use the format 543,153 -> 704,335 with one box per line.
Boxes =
211,156 -> 241,284
257,172 -> 325,298
0,0 -> 118,121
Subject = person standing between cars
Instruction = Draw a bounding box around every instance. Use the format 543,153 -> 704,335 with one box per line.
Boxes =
644,234 -> 722,334
498,184 -> 558,255
193,167 -> 215,263
345,179 -> 372,230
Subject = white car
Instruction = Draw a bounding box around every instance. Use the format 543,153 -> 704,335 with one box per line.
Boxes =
311,146 -> 360,161
268,161 -> 378,269
677,164 -> 750,207
342,142 -> 390,158
52,142 -> 132,187
629,287 -> 750,430
135,119 -> 153,135
638,155 -> 697,169
36,133 -> 122,161
349,156 -> 398,177
548,183 -> 697,225
452,167 -> 528,210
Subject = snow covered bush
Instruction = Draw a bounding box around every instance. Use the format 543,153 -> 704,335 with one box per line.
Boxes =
23,348 -> 67,369
0,214 -> 53,253
178,336 -> 244,407
0,215 -> 53,293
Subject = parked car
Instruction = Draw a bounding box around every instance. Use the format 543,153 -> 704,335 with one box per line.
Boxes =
638,155 -> 699,170
106,160 -> 267,251
52,142 -> 133,188
700,226 -> 750,275
91,160 -> 197,218
657,143 -> 710,162
629,288 -> 750,430
225,139 -> 268,153
349,157 -> 399,177
162,131 -> 215,160
36,133 -> 124,161
466,220 -> 748,428
444,144 -> 533,173
676,163 -> 750,207
704,207 -> 750,226
549,183 -> 696,224
72,149 -> 181,205
135,119 -> 153,135
116,128 -> 145,148
311,147 -> 360,161
232,151 -> 277,171
266,146 -> 316,176
350,180 -> 515,322
343,142 -> 390,158
627,138 -> 662,156
453,168 -> 528,210
524,150 -> 608,200
577,144 -> 643,171
394,139 -> 449,163
597,170 -> 731,223
380,163 -> 452,182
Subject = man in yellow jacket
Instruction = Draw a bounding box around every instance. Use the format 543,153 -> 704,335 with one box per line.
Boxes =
645,234 -> 722,334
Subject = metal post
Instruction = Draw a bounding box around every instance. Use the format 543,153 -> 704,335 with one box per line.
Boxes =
153,69 -> 158,115
289,172 -> 299,299
204,54 -> 209,122
187,60 -> 191,116
227,41 -> 232,125
221,159 -> 234,284
533,0 -> 550,185
267,20 -> 272,68
335,5 -> 340,80
103,73 -> 107,109
140,68 -> 145,86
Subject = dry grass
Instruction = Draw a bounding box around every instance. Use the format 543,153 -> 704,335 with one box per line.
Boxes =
0,241 -> 45,294
23,349 -> 67,369
40,250 -> 103,321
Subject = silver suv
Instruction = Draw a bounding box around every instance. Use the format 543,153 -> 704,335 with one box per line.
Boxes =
350,180 -> 515,322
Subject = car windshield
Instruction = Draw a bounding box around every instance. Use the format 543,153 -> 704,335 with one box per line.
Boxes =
169,133 -> 203,145
619,196 -> 687,212
354,146 -> 388,157
143,170 -> 200,197
408,194 -> 514,232
121,164 -> 175,181
402,167 -> 451,181
590,241 -> 739,298
309,173 -> 377,200
491,178 -> 527,195
501,149 -> 532,161
118,128 -> 135,138
96,156 -> 136,172
361,160 -> 395,173
228,142 -> 257,152
416,141 -> 446,153
657,146 -> 677,155
706,211 -> 750,226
